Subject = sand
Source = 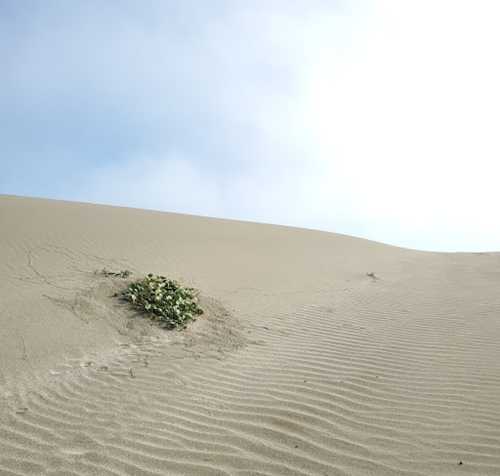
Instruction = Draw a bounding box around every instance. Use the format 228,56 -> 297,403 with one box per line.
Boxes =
1,194 -> 500,476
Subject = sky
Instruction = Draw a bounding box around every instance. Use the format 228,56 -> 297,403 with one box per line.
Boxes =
1,0 -> 500,252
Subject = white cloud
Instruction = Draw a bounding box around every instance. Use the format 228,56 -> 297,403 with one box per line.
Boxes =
293,0 -> 500,250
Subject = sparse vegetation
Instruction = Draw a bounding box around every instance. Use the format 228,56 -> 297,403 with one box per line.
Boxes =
97,268 -> 131,278
121,274 -> 203,330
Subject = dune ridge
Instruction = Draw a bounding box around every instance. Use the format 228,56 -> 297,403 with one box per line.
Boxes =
1,194 -> 500,475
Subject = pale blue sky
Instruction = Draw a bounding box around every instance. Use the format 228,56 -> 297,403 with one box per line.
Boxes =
2,1 -> 499,252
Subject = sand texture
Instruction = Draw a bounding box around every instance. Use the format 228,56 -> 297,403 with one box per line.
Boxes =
1,194 -> 500,476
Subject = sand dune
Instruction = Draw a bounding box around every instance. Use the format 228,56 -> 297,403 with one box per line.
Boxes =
1,194 -> 500,475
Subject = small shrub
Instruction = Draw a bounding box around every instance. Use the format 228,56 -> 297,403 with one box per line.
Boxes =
121,274 -> 203,329
97,268 -> 131,278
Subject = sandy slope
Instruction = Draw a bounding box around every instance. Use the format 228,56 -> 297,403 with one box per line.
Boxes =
1,194 -> 500,476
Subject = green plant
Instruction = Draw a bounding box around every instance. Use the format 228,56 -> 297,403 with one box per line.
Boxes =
121,274 -> 203,329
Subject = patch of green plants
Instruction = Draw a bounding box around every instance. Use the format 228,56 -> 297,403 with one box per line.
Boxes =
121,274 -> 203,329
